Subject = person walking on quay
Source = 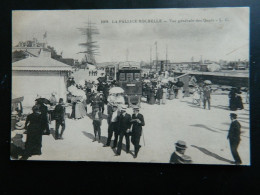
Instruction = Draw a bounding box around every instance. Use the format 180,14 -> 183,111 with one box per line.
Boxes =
20,105 -> 44,160
98,93 -> 105,114
203,85 -> 211,110
54,98 -> 66,140
229,87 -> 237,111
104,104 -> 120,148
156,86 -> 163,105
235,87 -> 244,110
162,86 -> 167,104
227,113 -> 242,165
36,100 -> 50,135
91,105 -> 103,143
149,87 -> 156,104
115,105 -> 132,156
130,106 -> 145,158
169,140 -> 192,164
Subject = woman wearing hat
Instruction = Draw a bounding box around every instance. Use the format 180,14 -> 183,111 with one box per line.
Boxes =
20,105 -> 44,160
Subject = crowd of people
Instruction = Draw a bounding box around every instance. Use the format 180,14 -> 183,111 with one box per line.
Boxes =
13,70 -> 247,164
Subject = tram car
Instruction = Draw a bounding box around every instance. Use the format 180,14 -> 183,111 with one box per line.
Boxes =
116,62 -> 142,106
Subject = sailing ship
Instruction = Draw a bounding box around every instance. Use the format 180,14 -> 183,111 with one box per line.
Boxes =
78,19 -> 99,65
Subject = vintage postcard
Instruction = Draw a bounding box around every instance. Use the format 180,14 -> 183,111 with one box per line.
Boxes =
11,8 -> 249,165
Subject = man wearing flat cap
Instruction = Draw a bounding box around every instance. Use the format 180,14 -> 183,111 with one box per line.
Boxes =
169,140 -> 192,164
227,113 -> 242,165
116,105 -> 132,156
131,106 -> 145,158
104,104 -> 120,148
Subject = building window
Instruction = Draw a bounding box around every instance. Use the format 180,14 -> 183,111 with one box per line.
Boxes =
134,73 -> 140,81
126,73 -> 133,81
119,73 -> 126,81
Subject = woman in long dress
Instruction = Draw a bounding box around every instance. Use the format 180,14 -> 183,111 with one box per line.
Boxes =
21,105 -> 43,160
162,87 -> 167,104
149,87 -> 156,104
168,86 -> 175,100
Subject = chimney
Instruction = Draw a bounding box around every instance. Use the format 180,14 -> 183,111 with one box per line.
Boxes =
39,49 -> 51,58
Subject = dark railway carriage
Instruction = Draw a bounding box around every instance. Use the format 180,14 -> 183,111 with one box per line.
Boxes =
117,67 -> 142,106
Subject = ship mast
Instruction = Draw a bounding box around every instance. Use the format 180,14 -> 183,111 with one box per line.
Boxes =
78,18 -> 99,65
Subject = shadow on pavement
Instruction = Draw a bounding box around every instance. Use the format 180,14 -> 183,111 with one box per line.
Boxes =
191,145 -> 233,164
50,128 -> 57,140
82,131 -> 108,145
190,124 -> 220,133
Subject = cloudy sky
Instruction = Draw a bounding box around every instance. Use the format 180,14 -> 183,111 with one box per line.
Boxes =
12,8 -> 249,63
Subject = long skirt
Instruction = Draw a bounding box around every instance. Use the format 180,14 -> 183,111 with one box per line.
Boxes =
75,102 -> 87,119
162,93 -> 167,104
149,95 -> 156,105
24,125 -> 43,156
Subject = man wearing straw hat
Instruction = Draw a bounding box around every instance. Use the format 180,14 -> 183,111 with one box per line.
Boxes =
169,140 -> 192,164
130,106 -> 145,158
227,113 -> 242,165
115,105 -> 132,156
104,104 -> 120,148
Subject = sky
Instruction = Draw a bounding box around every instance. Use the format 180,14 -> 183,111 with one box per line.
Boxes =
12,8 -> 249,63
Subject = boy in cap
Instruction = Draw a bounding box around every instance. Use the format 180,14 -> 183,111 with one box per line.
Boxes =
169,140 -> 192,164
131,106 -> 145,158
227,113 -> 242,165
54,98 -> 66,140
91,105 -> 103,142
115,105 -> 132,156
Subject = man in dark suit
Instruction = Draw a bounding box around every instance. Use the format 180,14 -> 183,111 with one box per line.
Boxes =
130,106 -> 145,158
156,86 -> 163,105
227,113 -> 242,165
169,140 -> 192,164
54,98 -> 66,140
115,105 -> 132,156
203,85 -> 211,110
104,104 -> 120,148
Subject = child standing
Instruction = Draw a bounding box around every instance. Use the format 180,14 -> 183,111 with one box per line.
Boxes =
91,105 -> 103,142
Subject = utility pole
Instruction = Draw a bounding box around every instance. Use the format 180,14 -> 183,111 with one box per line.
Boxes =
155,41 -> 158,72
166,45 -> 168,71
150,46 -> 152,71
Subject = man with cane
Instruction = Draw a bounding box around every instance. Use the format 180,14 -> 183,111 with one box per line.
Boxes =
130,106 -> 145,158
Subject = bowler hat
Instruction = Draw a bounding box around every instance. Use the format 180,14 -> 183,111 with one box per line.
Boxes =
230,113 -> 237,118
175,140 -> 187,149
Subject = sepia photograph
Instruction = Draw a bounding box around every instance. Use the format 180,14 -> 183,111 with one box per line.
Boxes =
11,8 -> 250,165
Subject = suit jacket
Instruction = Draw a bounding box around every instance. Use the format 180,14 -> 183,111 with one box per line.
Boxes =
131,113 -> 145,135
54,103 -> 66,121
156,88 -> 163,99
91,110 -> 102,121
169,152 -> 192,164
118,113 -> 132,133
228,120 -> 241,141
107,110 -> 121,124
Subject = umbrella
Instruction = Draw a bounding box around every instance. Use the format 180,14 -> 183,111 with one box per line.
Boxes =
204,80 -> 212,85
168,77 -> 177,82
109,87 -> 124,94
175,81 -> 184,87
161,78 -> 169,83
35,98 -> 51,105
143,79 -> 151,83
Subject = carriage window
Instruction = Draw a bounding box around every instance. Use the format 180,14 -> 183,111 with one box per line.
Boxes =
119,73 -> 126,81
134,73 -> 140,81
126,73 -> 133,81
